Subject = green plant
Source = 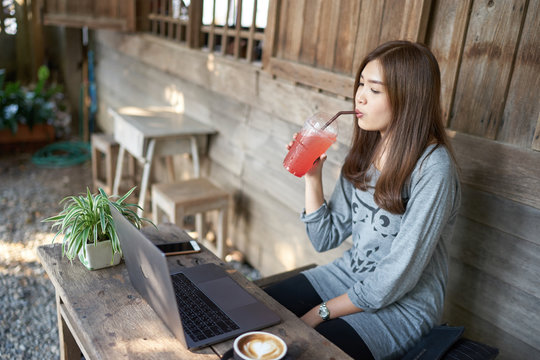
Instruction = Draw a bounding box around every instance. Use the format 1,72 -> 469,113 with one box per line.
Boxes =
0,65 -> 64,134
43,187 -> 153,263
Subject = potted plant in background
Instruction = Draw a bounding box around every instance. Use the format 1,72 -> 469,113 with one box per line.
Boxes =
0,65 -> 70,145
44,187 -> 153,270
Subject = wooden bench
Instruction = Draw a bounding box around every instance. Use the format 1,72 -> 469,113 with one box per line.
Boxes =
253,263 -> 317,289
254,264 -> 499,360
91,133 -> 136,195
152,178 -> 230,259
91,133 -> 118,194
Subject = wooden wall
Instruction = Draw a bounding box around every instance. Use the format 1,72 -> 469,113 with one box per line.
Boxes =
91,0 -> 540,358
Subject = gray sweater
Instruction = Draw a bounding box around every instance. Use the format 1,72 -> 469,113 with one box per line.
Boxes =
301,145 -> 460,359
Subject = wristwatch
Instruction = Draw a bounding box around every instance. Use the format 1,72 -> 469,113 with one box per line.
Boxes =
318,302 -> 330,321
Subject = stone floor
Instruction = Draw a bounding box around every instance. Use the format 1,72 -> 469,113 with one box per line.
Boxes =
0,152 -> 93,359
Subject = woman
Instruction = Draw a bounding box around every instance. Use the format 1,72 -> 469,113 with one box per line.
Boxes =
266,40 -> 461,359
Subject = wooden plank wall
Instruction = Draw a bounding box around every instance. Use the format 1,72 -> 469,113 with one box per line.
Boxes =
91,0 -> 540,358
266,0 -> 432,99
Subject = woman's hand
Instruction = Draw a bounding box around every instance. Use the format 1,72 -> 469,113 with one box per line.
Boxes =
305,153 -> 327,179
300,306 -> 324,328
285,133 -> 326,178
301,294 -> 364,328
286,132 -> 326,214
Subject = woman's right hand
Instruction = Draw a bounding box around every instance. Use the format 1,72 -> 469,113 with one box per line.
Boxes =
306,153 -> 326,178
285,132 -> 325,213
286,132 -> 326,179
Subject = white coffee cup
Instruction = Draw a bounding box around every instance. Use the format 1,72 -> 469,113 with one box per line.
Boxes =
233,331 -> 287,360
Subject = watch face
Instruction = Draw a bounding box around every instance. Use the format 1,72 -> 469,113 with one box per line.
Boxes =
319,303 -> 330,320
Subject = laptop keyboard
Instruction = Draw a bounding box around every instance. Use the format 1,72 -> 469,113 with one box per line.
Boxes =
171,272 -> 240,341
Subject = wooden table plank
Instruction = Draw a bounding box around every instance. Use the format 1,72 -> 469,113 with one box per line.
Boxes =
37,224 -> 351,360
37,243 -> 216,359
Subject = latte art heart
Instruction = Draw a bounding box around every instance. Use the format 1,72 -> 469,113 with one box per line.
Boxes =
244,340 -> 280,358
236,332 -> 286,360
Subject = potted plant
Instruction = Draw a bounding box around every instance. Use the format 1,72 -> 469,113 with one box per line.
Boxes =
44,187 -> 153,270
0,65 -> 69,144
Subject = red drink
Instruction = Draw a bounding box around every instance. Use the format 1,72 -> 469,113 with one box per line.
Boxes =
283,112 -> 337,177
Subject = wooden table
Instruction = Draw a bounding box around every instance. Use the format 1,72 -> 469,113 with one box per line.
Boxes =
109,107 -> 216,217
37,224 -> 351,360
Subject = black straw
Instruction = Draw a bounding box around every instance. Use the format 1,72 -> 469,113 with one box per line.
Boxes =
321,110 -> 356,131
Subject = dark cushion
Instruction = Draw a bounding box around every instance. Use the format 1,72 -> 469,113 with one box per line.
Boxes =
402,326 -> 464,360
401,325 -> 499,360
443,338 -> 499,360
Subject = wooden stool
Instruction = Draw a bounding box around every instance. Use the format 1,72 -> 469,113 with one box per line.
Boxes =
91,133 -> 119,194
152,178 -> 229,259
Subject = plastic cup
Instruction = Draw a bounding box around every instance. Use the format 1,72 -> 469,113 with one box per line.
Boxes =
283,112 -> 338,177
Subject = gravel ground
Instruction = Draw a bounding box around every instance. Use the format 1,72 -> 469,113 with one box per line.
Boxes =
0,151 -> 260,360
0,152 -> 93,360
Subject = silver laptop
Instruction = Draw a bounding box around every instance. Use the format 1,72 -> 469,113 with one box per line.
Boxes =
110,204 -> 281,349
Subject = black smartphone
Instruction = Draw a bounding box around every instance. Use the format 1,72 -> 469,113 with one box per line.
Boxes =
155,241 -> 201,256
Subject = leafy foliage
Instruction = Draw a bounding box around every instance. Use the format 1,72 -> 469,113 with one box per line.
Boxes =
43,187 -> 153,262
0,66 -> 64,134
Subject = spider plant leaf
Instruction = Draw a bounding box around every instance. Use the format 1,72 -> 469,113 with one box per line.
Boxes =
116,186 -> 136,204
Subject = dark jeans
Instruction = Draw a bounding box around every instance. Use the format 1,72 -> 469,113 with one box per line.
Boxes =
264,274 -> 375,360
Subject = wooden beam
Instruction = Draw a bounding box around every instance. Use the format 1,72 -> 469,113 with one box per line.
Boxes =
448,130 -> 540,209
202,26 -> 264,40
43,14 -> 128,31
269,57 -> 354,98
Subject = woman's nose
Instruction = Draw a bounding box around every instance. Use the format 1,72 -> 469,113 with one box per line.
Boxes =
356,92 -> 366,105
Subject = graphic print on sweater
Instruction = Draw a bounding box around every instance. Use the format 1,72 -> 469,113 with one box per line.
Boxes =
350,192 -> 400,273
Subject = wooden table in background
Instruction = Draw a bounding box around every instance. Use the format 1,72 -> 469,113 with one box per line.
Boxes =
37,224 -> 351,360
109,108 -> 216,217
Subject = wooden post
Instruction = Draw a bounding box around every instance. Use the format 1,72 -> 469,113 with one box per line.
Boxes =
246,0 -> 257,62
233,0 -> 242,58
81,28 -> 89,142
56,294 -> 81,360
15,0 -> 31,83
221,0 -> 231,55
188,0 -> 203,48
262,0 -> 280,69
208,0 -> 216,51
30,0 -> 45,77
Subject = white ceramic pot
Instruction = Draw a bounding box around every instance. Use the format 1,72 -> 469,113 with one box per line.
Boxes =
78,239 -> 122,270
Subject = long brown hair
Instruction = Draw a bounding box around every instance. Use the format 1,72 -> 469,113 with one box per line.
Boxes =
342,40 -> 456,214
